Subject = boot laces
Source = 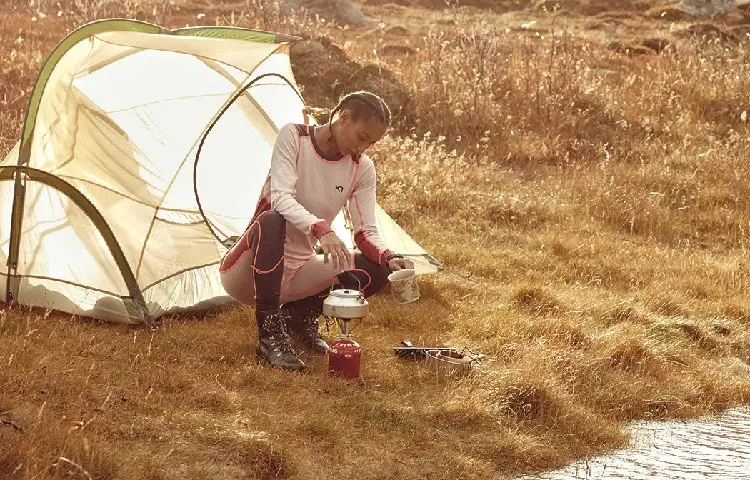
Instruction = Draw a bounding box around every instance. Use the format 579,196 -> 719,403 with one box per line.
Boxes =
263,313 -> 296,355
269,333 -> 296,354
300,317 -> 320,339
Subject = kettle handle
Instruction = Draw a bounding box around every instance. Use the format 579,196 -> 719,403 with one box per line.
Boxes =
330,271 -> 364,296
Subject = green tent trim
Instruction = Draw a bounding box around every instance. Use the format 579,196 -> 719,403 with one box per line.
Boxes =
20,19 -> 286,160
0,165 -> 150,317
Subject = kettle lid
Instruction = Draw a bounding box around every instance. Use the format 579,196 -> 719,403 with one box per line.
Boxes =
328,288 -> 362,298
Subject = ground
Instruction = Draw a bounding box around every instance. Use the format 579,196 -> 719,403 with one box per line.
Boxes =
1,1 -> 750,479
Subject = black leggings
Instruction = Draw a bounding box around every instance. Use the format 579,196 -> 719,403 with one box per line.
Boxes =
220,211 -> 391,312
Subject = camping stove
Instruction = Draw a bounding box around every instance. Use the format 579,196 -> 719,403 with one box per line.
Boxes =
323,288 -> 368,380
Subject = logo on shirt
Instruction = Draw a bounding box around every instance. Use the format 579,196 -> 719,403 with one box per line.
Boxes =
335,185 -> 344,193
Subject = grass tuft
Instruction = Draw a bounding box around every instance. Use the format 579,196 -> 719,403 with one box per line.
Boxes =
607,338 -> 660,374
498,382 -> 559,421
722,303 -> 750,324
511,286 -> 564,315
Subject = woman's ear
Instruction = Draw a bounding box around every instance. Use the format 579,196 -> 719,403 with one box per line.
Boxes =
338,108 -> 352,125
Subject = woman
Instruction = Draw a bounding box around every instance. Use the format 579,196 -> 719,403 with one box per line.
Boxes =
220,91 -> 414,371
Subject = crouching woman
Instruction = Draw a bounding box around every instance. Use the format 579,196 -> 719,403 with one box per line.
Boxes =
219,91 -> 413,371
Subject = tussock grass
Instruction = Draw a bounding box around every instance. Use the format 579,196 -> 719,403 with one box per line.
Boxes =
722,302 -> 750,324
2,0 -> 750,479
511,285 -> 564,315
604,303 -> 648,325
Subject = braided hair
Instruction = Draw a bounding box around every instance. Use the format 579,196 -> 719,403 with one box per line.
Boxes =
328,91 -> 391,128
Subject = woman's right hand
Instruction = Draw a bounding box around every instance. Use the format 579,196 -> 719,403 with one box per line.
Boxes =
319,232 -> 351,271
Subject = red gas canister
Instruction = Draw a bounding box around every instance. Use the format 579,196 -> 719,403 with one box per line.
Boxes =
328,337 -> 361,380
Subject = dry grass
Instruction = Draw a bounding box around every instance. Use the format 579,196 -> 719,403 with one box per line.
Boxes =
2,0 -> 750,479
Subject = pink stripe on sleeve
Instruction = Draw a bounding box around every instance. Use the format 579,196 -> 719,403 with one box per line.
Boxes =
311,220 -> 334,239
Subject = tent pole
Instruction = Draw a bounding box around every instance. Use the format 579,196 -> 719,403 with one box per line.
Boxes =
0,165 -> 152,323
6,157 -> 27,305
4,269 -> 11,306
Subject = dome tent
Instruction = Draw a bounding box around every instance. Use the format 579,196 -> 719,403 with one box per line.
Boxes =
0,19 -> 441,325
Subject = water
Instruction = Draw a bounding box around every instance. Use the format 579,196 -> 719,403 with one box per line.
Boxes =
522,408 -> 750,480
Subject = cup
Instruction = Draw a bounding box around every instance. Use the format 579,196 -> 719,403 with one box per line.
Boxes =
425,350 -> 472,379
387,268 -> 420,304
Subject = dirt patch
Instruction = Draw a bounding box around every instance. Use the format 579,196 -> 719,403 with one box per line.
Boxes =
730,23 -> 750,37
639,36 -> 674,52
362,0 -> 531,11
712,9 -> 750,24
546,0 -> 657,16
608,40 -> 660,55
676,22 -> 741,42
594,10 -> 645,20
645,5 -> 696,20
379,43 -> 417,55
290,36 -> 413,124
384,25 -> 409,36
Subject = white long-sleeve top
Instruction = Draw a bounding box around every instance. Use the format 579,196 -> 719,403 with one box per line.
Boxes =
251,123 -> 394,271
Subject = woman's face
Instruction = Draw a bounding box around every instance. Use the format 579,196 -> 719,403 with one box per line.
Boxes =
335,110 -> 387,158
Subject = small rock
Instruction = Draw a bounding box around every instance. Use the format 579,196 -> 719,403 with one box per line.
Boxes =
335,0 -> 367,25
679,0 -> 737,17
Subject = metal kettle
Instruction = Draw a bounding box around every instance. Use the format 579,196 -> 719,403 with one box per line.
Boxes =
322,288 -> 368,320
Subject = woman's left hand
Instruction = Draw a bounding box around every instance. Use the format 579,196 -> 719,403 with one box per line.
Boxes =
388,257 -> 414,272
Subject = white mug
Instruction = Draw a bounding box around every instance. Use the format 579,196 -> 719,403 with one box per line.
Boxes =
387,268 -> 420,304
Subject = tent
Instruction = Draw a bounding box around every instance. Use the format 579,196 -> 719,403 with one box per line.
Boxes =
0,19 -> 442,325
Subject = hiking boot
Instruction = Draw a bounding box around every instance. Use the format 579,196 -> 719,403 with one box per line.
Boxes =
256,309 -> 305,371
285,309 -> 330,355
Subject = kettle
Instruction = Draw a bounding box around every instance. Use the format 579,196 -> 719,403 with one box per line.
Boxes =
322,288 -> 368,320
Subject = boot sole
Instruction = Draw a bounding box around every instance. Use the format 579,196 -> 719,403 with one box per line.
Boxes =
256,348 -> 306,372
308,344 -> 330,356
288,334 -> 330,356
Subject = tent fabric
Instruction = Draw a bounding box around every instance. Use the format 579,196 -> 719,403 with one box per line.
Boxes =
0,19 -> 442,324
